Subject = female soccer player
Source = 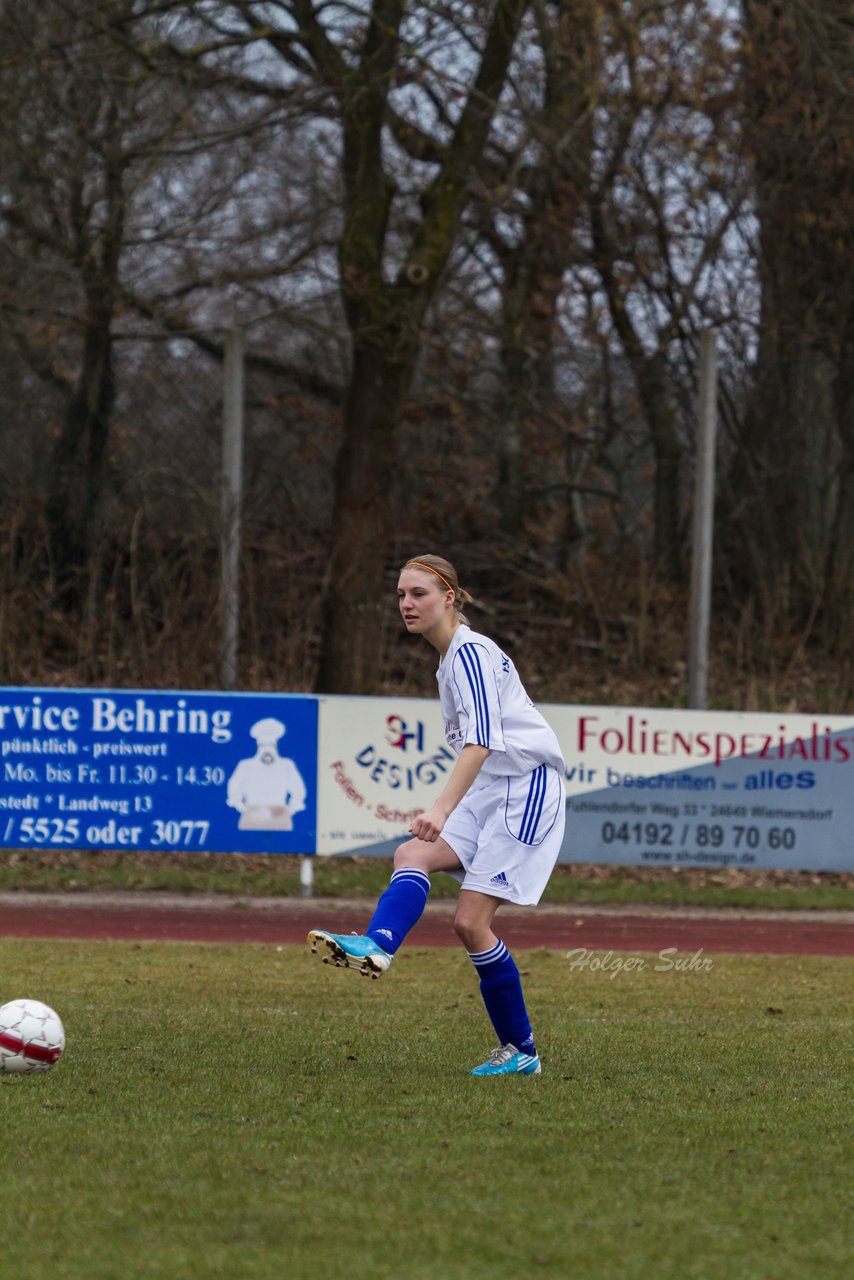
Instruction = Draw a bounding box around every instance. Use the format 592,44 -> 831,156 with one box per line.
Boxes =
308,554 -> 566,1076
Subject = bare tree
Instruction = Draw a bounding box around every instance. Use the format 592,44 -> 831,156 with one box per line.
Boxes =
482,0 -> 597,553
727,0 -> 854,644
587,0 -> 746,579
0,0 -> 302,614
0,3 -> 137,601
155,1 -> 530,690
0,3 -> 206,603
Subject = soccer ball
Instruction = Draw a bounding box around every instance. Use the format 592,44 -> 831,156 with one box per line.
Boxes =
0,999 -> 65,1074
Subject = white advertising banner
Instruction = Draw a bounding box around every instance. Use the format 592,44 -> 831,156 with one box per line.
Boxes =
318,696 -> 854,870
545,704 -> 852,872
316,696 -> 448,855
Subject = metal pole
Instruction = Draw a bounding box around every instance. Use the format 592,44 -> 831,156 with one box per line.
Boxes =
688,330 -> 718,709
220,328 -> 244,691
299,855 -> 315,898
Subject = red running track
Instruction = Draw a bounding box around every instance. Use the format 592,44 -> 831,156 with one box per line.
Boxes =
0,899 -> 851,957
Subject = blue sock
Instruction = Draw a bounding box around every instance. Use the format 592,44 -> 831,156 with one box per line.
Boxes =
468,940 -> 536,1055
365,868 -> 431,954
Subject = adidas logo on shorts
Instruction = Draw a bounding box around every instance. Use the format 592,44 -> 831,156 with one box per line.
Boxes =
489,871 -> 509,887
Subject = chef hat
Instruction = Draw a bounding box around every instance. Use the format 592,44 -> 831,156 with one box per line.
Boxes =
249,717 -> 286,744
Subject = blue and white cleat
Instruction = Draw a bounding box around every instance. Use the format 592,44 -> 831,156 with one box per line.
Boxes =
307,930 -> 393,979
470,1044 -> 542,1076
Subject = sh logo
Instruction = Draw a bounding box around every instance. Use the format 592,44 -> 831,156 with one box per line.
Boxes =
385,716 -> 425,753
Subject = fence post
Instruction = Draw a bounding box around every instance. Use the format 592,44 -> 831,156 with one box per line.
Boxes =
688,330 -> 718,709
220,328 -> 245,691
300,855 -> 315,898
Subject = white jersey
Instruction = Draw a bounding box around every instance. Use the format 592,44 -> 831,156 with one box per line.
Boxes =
436,625 -> 565,781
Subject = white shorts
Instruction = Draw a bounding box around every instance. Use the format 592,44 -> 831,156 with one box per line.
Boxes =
440,765 -> 566,906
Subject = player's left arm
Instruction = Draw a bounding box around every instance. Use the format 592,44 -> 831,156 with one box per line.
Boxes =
408,743 -> 490,842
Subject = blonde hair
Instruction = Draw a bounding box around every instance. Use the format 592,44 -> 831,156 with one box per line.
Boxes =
401,554 -> 475,624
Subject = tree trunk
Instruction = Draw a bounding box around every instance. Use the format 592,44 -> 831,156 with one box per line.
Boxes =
314,337 -> 415,693
496,0 -> 596,553
315,0 -> 529,692
497,258 -> 577,553
822,355 -> 854,649
497,294 -> 530,540
638,352 -> 682,577
589,200 -> 685,580
45,300 -> 115,607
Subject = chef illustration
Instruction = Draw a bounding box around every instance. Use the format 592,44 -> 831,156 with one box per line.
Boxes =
226,717 -> 307,831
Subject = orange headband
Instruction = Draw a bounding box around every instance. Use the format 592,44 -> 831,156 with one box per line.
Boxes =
406,561 -> 455,594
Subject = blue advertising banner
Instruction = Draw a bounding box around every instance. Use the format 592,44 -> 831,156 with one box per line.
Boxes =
0,689 -> 317,853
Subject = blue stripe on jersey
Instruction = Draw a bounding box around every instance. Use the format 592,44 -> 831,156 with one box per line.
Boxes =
520,765 -> 546,844
458,644 -> 490,746
457,645 -> 485,744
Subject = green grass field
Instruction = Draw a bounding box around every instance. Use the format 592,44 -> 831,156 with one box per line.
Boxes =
1,940 -> 850,1280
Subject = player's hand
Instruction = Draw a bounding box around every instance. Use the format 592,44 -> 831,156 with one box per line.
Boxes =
409,806 -> 447,842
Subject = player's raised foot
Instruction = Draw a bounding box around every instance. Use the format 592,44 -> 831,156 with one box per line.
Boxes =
469,1044 -> 542,1076
307,930 -> 393,979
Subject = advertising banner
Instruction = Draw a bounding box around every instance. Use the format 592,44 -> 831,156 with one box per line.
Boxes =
4,688 -> 852,869
547,704 -> 853,871
316,696 -> 448,855
0,688 -> 317,853
317,697 -> 854,870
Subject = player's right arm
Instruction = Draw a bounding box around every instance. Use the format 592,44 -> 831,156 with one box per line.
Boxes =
408,743 -> 490,842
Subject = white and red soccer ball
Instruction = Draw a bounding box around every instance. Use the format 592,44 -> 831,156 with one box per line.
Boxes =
0,999 -> 65,1074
